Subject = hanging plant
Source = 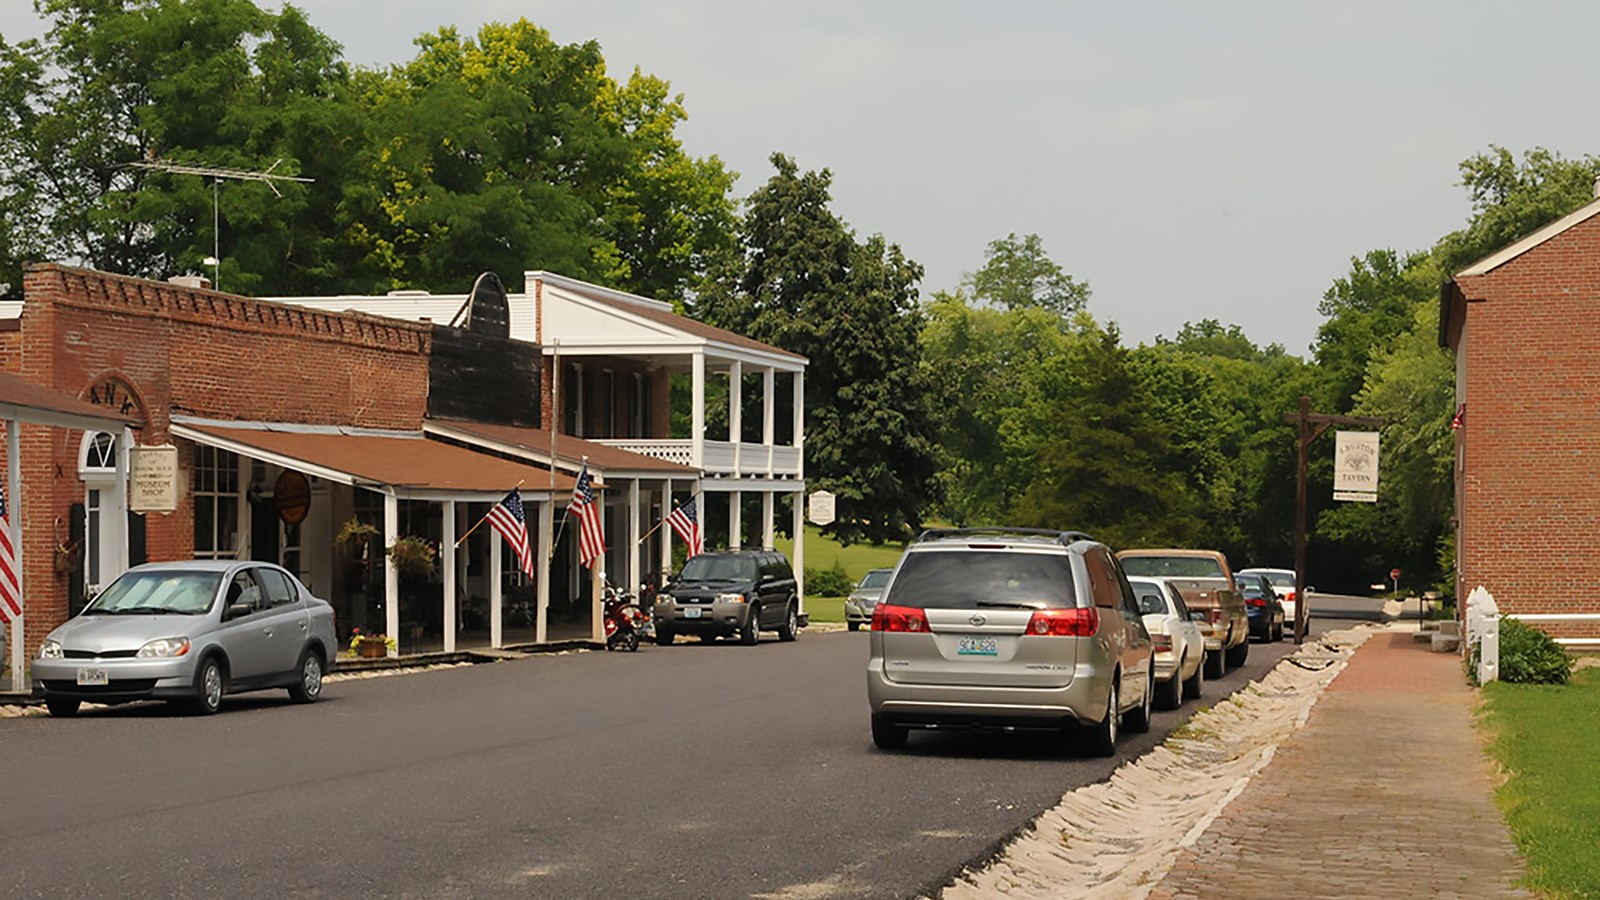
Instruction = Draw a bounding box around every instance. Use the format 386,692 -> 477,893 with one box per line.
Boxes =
335,517 -> 381,560
386,535 -> 438,579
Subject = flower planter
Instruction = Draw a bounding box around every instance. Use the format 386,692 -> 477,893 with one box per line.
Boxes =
356,638 -> 389,659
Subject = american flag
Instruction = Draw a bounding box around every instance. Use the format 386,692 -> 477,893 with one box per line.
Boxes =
487,488 -> 535,579
667,497 -> 703,558
0,482 -> 21,624
1451,403 -> 1465,431
569,464 -> 605,569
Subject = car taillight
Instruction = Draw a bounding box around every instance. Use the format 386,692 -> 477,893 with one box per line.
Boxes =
1025,607 -> 1099,637
1151,633 -> 1172,651
1246,597 -> 1266,608
871,603 -> 930,633
1208,608 -> 1224,624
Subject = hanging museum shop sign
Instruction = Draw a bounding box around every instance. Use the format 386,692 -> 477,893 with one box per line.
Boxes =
1332,430 -> 1380,503
128,444 -> 179,514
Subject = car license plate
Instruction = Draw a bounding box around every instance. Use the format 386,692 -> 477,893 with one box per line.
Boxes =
76,668 -> 108,686
683,607 -> 703,619
957,637 -> 998,656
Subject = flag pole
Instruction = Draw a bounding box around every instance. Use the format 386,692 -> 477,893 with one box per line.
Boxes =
455,479 -> 524,547
638,515 -> 669,545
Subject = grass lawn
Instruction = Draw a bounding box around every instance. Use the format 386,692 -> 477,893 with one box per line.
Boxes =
804,596 -> 846,624
775,526 -> 907,624
1481,665 -> 1600,898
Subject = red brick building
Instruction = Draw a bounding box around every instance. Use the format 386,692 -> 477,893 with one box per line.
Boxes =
1441,193 -> 1600,641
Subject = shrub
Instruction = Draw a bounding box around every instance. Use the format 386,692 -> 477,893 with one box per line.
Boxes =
1498,618 -> 1573,685
806,561 -> 853,598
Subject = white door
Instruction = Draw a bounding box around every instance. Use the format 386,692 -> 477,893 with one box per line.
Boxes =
80,432 -> 127,597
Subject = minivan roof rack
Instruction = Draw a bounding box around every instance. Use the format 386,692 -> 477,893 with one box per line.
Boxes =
915,527 -> 1094,546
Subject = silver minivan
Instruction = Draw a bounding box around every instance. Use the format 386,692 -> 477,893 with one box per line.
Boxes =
866,529 -> 1153,756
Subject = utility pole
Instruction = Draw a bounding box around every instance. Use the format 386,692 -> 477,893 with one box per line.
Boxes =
1286,396 -> 1384,644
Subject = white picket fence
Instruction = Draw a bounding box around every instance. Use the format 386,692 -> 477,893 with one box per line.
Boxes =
1464,586 -> 1600,683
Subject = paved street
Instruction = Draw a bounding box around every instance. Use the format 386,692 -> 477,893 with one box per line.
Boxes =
1,628 -> 1308,899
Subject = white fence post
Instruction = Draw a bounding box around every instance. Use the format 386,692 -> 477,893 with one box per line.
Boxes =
1465,586 -> 1499,683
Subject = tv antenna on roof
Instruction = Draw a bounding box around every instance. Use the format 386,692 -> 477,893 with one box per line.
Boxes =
126,158 -> 314,291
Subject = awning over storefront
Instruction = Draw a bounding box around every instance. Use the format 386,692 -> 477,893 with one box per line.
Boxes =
0,370 -> 142,432
424,419 -> 699,479
169,420 -> 577,499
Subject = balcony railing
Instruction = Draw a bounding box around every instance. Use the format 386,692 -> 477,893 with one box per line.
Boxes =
596,438 -> 802,478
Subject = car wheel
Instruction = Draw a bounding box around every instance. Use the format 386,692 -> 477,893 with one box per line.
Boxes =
1157,665 -> 1183,711
740,604 -> 761,645
871,713 -> 908,751
1204,648 -> 1225,679
847,621 -> 860,632
1183,654 -> 1205,700
655,628 -> 675,646
1126,670 -> 1154,733
1085,680 -> 1119,757
1225,636 -> 1249,667
188,657 -> 225,716
45,696 -> 81,718
287,648 -> 323,703
777,603 -> 799,642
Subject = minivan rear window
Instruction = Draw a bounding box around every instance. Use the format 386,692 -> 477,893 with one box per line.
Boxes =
883,551 -> 1076,610
1119,556 -> 1223,579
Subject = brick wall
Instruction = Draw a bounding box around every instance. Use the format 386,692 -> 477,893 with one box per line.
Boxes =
12,265 -> 433,653
1455,214 -> 1600,633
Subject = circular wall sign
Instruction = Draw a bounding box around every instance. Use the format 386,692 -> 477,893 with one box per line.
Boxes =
274,470 -> 311,525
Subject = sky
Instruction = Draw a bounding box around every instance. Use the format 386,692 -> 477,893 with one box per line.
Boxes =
4,1 -> 1600,354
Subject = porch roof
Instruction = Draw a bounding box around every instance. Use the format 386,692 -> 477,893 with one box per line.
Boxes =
170,421 -> 578,500
424,419 -> 699,479
0,370 -> 142,432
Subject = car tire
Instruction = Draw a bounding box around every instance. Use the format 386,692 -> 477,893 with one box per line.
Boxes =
740,604 -> 761,646
287,648 -> 324,703
187,656 -> 225,716
1204,648 -> 1225,679
1126,671 -> 1154,733
655,628 -> 675,647
1085,680 -> 1119,757
871,714 -> 908,751
777,602 -> 799,642
847,621 -> 860,632
45,696 -> 81,718
1183,655 -> 1204,700
1225,636 -> 1249,668
1156,666 -> 1183,711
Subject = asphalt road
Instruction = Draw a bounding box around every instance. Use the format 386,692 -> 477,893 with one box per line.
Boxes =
0,626 -> 1320,899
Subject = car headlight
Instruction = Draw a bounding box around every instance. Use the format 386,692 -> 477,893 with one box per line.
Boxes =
136,637 -> 192,658
39,639 -> 63,660
717,592 -> 747,604
658,594 -> 674,604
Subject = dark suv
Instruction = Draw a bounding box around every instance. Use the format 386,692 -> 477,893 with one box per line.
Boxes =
652,550 -> 800,646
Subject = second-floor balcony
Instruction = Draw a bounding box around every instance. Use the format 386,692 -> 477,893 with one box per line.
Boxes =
598,438 -> 803,478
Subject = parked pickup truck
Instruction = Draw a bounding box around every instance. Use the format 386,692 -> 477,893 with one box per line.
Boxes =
1116,549 -> 1249,679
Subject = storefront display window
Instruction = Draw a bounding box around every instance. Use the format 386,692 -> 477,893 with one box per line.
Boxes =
194,446 -> 240,559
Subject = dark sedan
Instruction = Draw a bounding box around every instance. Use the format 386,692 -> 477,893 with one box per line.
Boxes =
1238,572 -> 1285,642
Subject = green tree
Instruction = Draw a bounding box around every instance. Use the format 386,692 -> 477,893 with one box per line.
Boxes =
1436,145 -> 1599,273
965,232 -> 1090,316
1311,248 -> 1437,413
700,153 -> 938,544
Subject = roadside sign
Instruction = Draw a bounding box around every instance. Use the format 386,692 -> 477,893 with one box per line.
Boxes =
1333,490 -> 1378,503
807,490 -> 836,526
1333,430 -> 1379,502
129,444 -> 178,513
1390,567 -> 1401,581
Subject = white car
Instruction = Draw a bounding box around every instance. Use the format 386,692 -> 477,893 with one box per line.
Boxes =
1237,567 -> 1306,625
1127,576 -> 1206,709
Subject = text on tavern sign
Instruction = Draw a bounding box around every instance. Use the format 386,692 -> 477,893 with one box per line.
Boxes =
1333,430 -> 1379,502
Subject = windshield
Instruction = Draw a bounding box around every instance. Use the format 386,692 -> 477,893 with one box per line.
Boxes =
1129,580 -> 1171,616
883,551 -> 1076,610
1120,556 -> 1224,579
84,570 -> 223,616
1262,572 -> 1294,588
679,555 -> 758,582
858,570 -> 891,590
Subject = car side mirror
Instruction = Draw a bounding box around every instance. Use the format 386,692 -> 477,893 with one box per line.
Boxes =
227,602 -> 252,621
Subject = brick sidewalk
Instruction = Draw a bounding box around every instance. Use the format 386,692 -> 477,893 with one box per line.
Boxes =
1151,629 -> 1531,899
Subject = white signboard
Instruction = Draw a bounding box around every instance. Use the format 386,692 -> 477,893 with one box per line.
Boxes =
129,444 -> 179,513
807,490 -> 836,526
1333,490 -> 1379,503
1333,430 -> 1379,501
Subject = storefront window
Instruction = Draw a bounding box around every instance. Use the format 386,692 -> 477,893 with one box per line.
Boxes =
194,446 -> 240,559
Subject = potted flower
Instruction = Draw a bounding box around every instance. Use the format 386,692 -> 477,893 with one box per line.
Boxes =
348,627 -> 397,659
335,517 -> 381,560
386,535 -> 438,580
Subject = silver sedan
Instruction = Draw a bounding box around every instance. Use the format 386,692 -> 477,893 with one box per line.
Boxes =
32,560 -> 338,717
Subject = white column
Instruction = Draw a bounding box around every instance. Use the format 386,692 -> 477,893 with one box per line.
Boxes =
442,500 -> 457,653
590,563 -> 604,643
536,498 -> 552,644
116,425 -> 132,574
691,352 -> 706,468
791,491 -> 805,616
383,493 -> 399,657
490,528 -> 504,649
729,490 -> 742,550
628,479 -> 641,594
763,367 -> 776,476
729,359 -> 742,475
658,478 -> 673,582
792,371 -> 805,479
762,491 -> 775,550
7,419 -> 24,689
